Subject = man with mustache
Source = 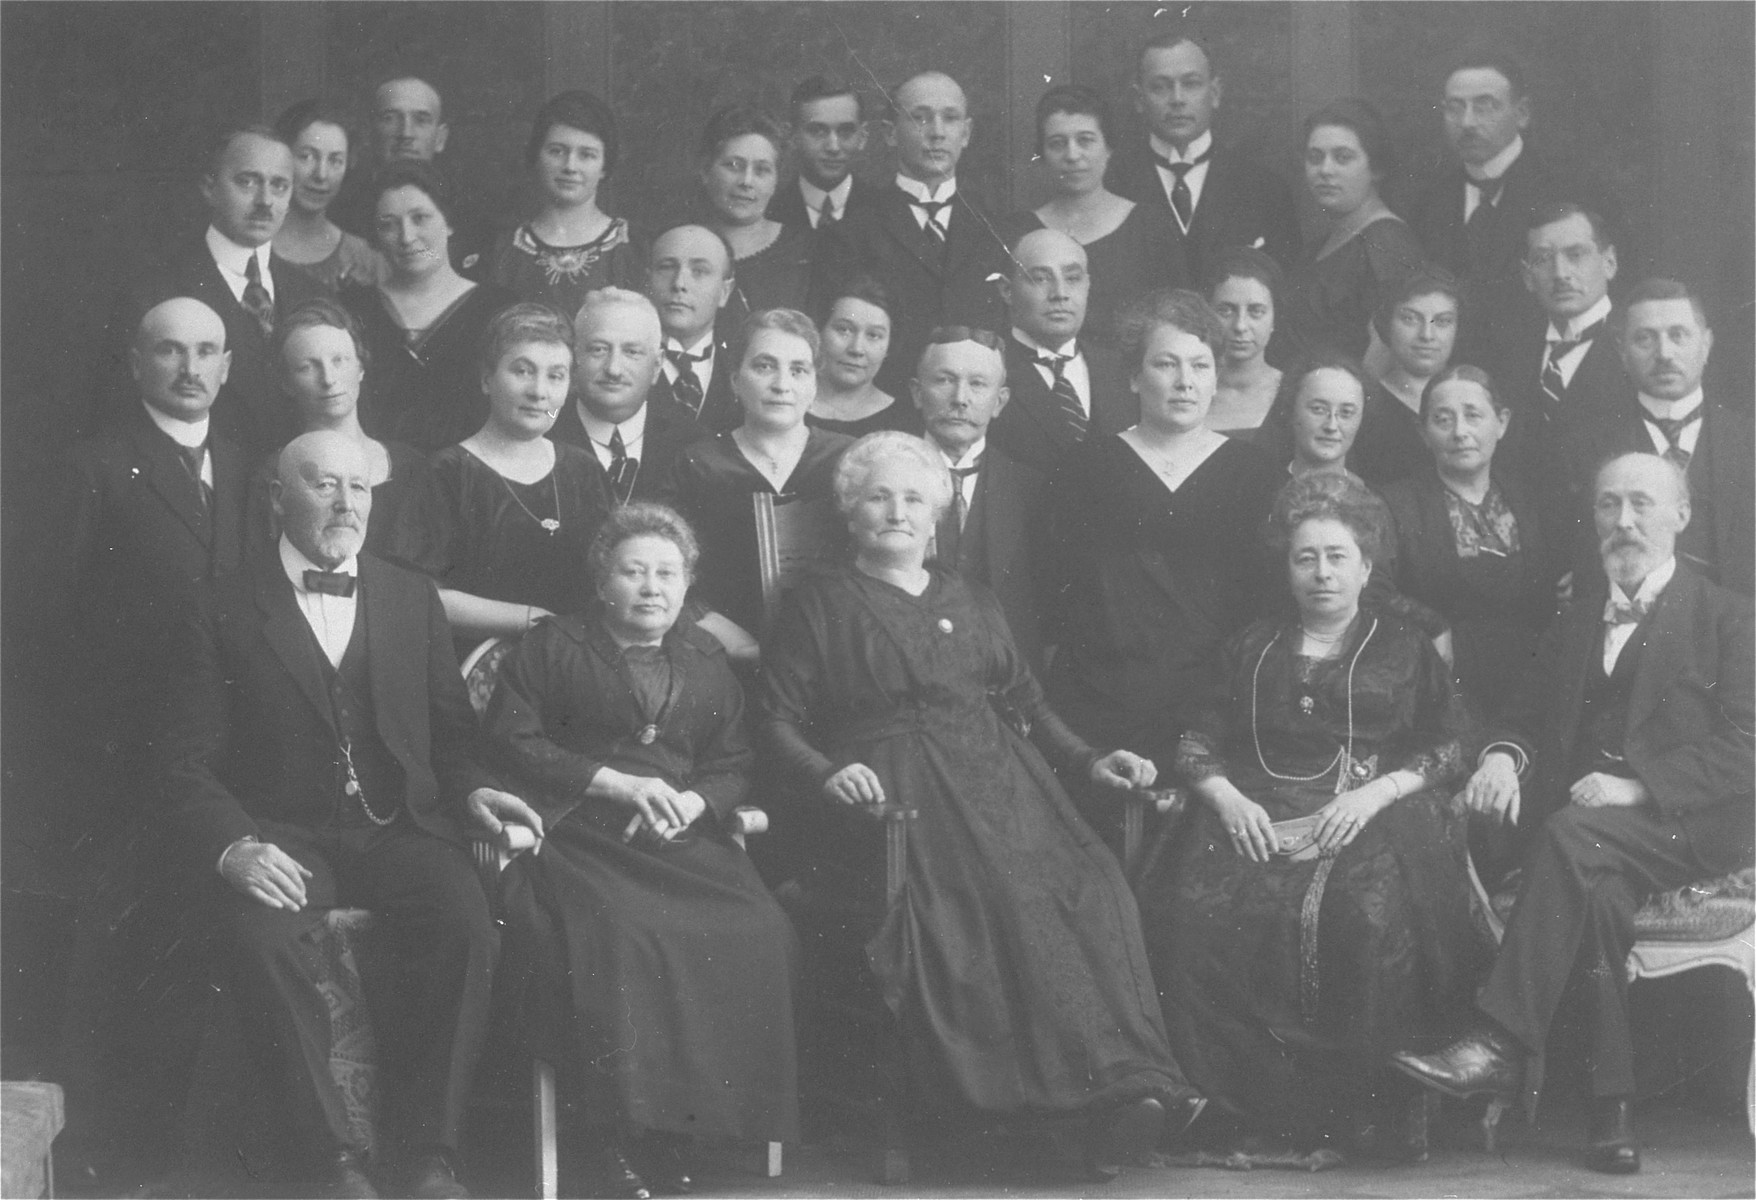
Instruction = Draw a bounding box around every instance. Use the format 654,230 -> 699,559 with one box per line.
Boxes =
988,228 -> 1132,474
158,430 -> 533,1198
108,125 -> 325,461
770,74 -> 880,234
1393,451 -> 1753,1176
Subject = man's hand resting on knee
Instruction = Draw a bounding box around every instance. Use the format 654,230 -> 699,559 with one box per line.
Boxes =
219,837 -> 313,910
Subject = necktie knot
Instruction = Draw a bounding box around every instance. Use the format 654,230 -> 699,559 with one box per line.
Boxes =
1151,146 -> 1212,175
1549,318 -> 1606,361
665,346 -> 708,368
607,427 -> 638,502
664,346 -> 708,417
304,569 -> 356,597
241,252 -> 274,340
1469,174 -> 1507,205
1035,352 -> 1071,379
819,195 -> 838,225
1603,595 -> 1650,627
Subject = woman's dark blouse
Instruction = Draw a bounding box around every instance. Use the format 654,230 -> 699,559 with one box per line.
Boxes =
341,281 -> 518,453
245,439 -> 427,563
722,223 -> 815,330
1005,204 -> 1189,347
804,397 -> 922,439
1283,217 -> 1424,359
1350,377 -> 1429,488
487,218 -> 643,318
667,428 -> 853,635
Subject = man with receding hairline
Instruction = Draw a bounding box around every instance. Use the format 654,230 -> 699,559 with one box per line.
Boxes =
645,224 -> 742,432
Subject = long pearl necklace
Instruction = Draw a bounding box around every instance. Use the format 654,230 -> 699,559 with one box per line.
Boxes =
1251,616 -> 1378,791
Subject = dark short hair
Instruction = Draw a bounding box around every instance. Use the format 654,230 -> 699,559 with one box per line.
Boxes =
1116,288 -> 1224,371
479,301 -> 574,377
820,274 -> 895,327
1266,351 -> 1372,438
274,297 -> 371,375
1266,470 -> 1391,566
1617,277 -> 1711,333
733,307 -> 820,369
1419,363 -> 1506,419
1202,246 -> 1284,310
588,501 -> 700,586
1035,84 -> 1115,154
1302,97 -> 1396,177
697,102 -> 786,164
1443,43 -> 1530,100
791,74 -> 864,122
274,100 -> 354,158
1372,264 -> 1464,344
205,122 -> 291,178
526,89 -> 619,175
1525,200 -> 1615,251
1137,27 -> 1217,81
371,159 -> 457,229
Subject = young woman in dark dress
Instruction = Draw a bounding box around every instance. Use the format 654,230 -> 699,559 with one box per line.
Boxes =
1354,267 -> 1464,487
1205,248 -> 1284,440
486,503 -> 798,1199
760,432 -> 1199,1179
699,104 -> 814,329
1135,472 -> 1485,1160
667,309 -> 852,658
806,276 -> 919,437
388,303 -> 611,655
488,90 -> 642,319
342,162 -> 517,451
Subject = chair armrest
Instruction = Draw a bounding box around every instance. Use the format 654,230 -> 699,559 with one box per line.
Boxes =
470,825 -> 539,888
840,802 -> 918,904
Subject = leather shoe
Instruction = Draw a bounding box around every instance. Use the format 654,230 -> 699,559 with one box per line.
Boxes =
1390,1026 -> 1522,1101
314,1149 -> 379,1200
1586,1096 -> 1640,1174
1084,1096 -> 1165,1181
404,1148 -> 469,1199
595,1143 -> 653,1200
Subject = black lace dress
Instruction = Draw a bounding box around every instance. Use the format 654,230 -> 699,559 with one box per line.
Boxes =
1134,609 -> 1486,1144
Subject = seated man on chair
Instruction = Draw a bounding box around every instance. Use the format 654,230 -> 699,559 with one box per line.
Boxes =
158,431 -> 542,1199
1392,451 -> 1754,1175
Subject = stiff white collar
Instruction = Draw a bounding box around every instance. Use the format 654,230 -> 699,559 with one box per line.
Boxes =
1149,128 -> 1213,164
1466,135 -> 1524,184
141,400 -> 209,449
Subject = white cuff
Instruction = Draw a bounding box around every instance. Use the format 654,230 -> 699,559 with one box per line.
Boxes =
1478,742 -> 1528,776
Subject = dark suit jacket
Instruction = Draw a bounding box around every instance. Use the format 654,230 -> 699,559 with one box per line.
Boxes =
650,338 -> 742,434
988,336 -> 1135,475
770,174 -> 883,234
1500,565 -> 1754,871
546,396 -> 704,505
813,184 -> 1009,398
942,445 -> 1049,671
1105,141 -> 1302,281
108,236 -> 327,461
158,553 -> 495,871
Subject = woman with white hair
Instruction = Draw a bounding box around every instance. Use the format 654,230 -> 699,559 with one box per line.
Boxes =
760,431 -> 1200,1180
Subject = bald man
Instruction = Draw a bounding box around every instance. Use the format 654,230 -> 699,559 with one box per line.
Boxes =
814,70 -> 1008,398
989,228 -> 1134,473
158,429 -> 525,1197
109,125 -> 326,459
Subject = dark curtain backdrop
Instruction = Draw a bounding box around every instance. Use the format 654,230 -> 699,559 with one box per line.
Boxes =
2,0 -> 1752,1054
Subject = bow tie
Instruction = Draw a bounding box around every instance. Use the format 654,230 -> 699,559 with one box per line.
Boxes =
664,345 -> 709,367
1548,318 -> 1606,358
304,569 -> 356,597
1151,145 -> 1211,174
1603,595 -> 1650,627
1468,174 -> 1507,205
903,193 -> 955,218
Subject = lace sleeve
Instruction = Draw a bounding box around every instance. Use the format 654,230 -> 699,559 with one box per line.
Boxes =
1395,636 -> 1476,789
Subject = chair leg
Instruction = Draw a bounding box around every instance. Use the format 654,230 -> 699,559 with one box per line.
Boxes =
533,1059 -> 558,1200
1482,1096 -> 1509,1155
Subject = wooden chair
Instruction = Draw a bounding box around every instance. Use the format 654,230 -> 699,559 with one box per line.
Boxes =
460,635 -> 783,1199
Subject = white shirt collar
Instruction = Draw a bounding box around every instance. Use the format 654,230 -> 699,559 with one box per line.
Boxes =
1548,295 -> 1614,343
800,174 -> 854,213
1610,555 -> 1676,607
936,435 -> 987,471
1467,135 -> 1525,184
576,398 -> 649,448
1012,327 -> 1078,360
666,332 -> 715,359
1637,386 -> 1704,419
141,400 -> 209,449
280,534 -> 358,591
1149,128 -> 1213,164
895,173 -> 957,204
205,225 -> 274,285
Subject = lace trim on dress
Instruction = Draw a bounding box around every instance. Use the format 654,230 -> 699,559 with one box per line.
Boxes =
1443,483 -> 1520,558
513,219 -> 630,289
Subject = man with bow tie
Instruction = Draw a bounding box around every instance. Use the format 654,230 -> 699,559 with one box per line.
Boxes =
645,224 -> 742,432
813,70 -> 1008,400
1393,451 -> 1753,1176
158,430 -> 536,1198
988,228 -> 1133,474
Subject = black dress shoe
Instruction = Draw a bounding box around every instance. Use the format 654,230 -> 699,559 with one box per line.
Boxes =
403,1148 -> 469,1199
594,1143 -> 653,1200
1084,1096 -> 1165,1181
314,1150 -> 379,1200
1586,1096 -> 1640,1174
1390,1026 -> 1523,1100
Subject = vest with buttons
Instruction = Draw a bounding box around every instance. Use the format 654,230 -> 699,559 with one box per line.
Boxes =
1570,626 -> 1647,782
317,610 -> 403,826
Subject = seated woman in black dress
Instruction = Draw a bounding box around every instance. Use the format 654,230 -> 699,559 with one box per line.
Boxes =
760,431 -> 1199,1179
389,303 -> 609,653
1381,365 -> 1556,721
1007,85 -> 1185,346
667,309 -> 852,660
699,104 -> 813,329
1353,266 -> 1463,487
1205,247 -> 1285,440
342,162 -> 517,450
1283,100 -> 1423,361
488,89 -> 642,318
806,275 -> 918,437
246,298 -> 425,559
1135,471 -> 1484,1161
486,502 -> 798,1198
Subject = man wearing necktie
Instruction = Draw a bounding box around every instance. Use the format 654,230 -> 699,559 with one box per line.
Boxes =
1395,452 -> 1753,1177
1103,29 -> 1300,283
552,288 -> 701,507
645,224 -> 741,432
989,228 -> 1133,474
159,431 -> 536,1198
812,71 -> 1007,401
108,125 -> 324,461
912,326 -> 1049,671
772,74 -> 878,234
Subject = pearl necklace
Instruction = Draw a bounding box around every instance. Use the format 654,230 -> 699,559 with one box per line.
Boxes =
1251,616 -> 1378,791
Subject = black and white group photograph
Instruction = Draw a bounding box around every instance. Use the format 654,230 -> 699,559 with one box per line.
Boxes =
0,2 -> 1750,1198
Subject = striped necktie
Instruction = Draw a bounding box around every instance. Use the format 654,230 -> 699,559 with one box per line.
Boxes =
1036,351 -> 1088,438
1540,319 -> 1604,408
1641,403 -> 1701,471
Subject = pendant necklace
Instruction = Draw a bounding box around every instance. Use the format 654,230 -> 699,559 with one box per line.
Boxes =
1251,616 -> 1378,794
501,469 -> 562,534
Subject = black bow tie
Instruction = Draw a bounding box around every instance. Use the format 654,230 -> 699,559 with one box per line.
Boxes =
1151,146 -> 1212,175
1468,174 -> 1507,205
303,569 -> 356,597
664,346 -> 709,367
903,193 -> 955,217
